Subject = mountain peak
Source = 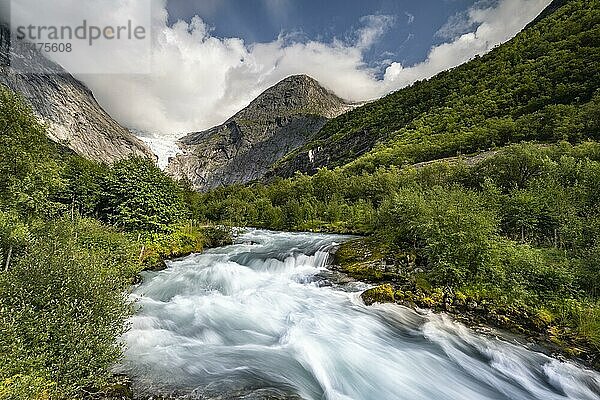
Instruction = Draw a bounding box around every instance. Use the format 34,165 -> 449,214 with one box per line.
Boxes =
232,75 -> 349,122
279,74 -> 320,85
269,74 -> 337,97
168,75 -> 353,191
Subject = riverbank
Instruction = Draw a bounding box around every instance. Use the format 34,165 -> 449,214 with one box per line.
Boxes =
137,225 -> 234,272
331,236 -> 600,371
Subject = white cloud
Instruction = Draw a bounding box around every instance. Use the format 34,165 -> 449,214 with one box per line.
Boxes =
82,7 -> 399,138
355,15 -> 396,49
383,0 -> 551,86
10,0 -> 552,139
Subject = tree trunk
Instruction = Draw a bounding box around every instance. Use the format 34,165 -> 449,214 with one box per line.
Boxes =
139,244 -> 145,262
4,245 -> 12,272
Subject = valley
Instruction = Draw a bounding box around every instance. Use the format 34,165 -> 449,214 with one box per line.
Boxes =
1,0 -> 599,399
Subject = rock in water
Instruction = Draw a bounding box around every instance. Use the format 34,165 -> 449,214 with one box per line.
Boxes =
0,25 -> 155,164
166,75 -> 355,191
361,284 -> 395,306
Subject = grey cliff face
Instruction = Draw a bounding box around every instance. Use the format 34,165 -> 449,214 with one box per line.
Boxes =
0,26 -> 155,163
167,75 -> 353,191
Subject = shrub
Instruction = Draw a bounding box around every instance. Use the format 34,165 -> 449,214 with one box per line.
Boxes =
0,218 -> 136,397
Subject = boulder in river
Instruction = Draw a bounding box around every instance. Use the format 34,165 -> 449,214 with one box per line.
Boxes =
361,284 -> 395,305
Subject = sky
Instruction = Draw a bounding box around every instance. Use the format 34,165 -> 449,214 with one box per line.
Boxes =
165,0 -> 477,71
8,0 -> 552,141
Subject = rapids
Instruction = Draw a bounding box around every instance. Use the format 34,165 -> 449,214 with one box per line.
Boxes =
119,230 -> 600,399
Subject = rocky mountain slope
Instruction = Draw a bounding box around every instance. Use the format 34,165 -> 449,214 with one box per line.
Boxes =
0,26 -> 155,163
166,75 -> 354,190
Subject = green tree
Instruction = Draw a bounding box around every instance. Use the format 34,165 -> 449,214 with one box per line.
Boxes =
100,157 -> 186,232
0,86 -> 63,217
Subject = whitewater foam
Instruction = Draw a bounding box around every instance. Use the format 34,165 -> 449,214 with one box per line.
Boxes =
120,230 -> 600,399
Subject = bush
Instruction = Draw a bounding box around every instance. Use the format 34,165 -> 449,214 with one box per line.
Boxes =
378,186 -> 499,286
0,218 -> 136,397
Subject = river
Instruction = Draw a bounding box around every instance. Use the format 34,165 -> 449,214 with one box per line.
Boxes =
119,229 -> 600,399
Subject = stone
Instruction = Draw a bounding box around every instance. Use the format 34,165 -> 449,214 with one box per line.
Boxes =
361,284 -> 395,306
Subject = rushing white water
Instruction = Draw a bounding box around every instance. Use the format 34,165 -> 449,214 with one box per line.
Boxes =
120,230 -> 600,399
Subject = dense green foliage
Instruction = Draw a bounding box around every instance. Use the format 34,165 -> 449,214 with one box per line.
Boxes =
100,158 -> 187,231
0,85 -> 212,399
274,0 -> 600,175
0,218 -> 137,399
59,156 -> 188,232
0,90 -> 63,219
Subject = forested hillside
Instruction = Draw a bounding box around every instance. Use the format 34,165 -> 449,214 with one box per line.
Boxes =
193,0 -> 600,365
271,0 -> 599,177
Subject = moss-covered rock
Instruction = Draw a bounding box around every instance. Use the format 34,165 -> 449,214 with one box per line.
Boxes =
96,374 -> 134,399
361,284 -> 395,305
